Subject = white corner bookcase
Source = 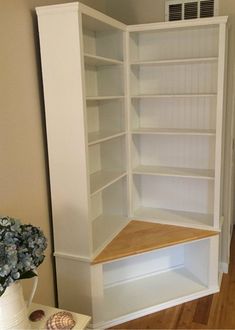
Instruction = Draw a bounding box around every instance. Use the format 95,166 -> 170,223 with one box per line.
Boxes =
36,3 -> 228,328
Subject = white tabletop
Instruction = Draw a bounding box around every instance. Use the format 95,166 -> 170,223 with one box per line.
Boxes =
28,303 -> 91,329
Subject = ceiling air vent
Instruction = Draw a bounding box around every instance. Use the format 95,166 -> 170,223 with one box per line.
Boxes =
169,3 -> 183,21
200,0 -> 214,18
166,0 -> 218,21
184,2 -> 198,19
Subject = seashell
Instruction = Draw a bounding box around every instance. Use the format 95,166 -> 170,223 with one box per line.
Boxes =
46,311 -> 76,330
29,309 -> 45,322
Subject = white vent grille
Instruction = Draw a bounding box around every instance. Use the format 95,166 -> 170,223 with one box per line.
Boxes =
166,0 -> 218,21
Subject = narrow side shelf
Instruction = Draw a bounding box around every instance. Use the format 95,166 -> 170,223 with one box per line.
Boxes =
90,170 -> 127,195
84,53 -> 123,66
132,128 -> 216,136
88,131 -> 126,146
133,165 -> 215,180
86,96 -> 125,101
92,220 -> 218,264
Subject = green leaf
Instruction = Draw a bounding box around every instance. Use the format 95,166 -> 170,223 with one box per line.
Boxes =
20,270 -> 38,280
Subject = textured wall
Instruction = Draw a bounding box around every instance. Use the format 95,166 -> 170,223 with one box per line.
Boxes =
105,0 -> 165,24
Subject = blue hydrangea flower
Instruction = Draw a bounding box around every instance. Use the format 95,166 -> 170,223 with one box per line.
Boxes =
0,216 -> 47,296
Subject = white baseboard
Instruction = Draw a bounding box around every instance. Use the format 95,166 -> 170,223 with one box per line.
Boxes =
220,262 -> 229,274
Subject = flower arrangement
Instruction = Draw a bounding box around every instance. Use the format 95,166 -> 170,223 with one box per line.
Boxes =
0,216 -> 47,296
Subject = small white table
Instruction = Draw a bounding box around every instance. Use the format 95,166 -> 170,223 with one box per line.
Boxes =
28,303 -> 91,329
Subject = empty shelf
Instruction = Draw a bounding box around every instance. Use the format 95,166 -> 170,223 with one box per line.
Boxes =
131,57 -> 218,66
86,96 -> 125,101
90,170 -> 127,195
132,128 -> 216,136
84,53 -> 123,66
133,165 -> 215,180
88,131 -> 126,146
92,220 -> 218,264
104,267 -> 207,321
134,207 -> 214,229
131,94 -> 217,99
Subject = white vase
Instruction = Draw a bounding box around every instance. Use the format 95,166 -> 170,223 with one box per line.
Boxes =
0,282 -> 30,330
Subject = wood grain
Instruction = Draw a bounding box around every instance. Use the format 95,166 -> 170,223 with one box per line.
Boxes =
92,220 -> 218,264
109,228 -> 235,329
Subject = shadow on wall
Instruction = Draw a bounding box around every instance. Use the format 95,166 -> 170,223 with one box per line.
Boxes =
105,0 -> 166,24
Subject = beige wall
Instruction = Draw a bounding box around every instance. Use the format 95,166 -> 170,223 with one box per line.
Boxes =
106,0 -> 165,24
0,0 -> 107,307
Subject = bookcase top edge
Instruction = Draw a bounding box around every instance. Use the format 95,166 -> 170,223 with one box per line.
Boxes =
36,2 -> 79,15
35,2 -> 126,30
127,16 -> 228,32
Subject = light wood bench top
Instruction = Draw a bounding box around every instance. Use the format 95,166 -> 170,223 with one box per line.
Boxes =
92,220 -> 218,264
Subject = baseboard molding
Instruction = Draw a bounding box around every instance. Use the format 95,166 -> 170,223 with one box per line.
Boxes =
220,262 -> 229,274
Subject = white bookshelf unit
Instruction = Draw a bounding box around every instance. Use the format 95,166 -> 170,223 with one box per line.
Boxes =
36,3 -> 228,328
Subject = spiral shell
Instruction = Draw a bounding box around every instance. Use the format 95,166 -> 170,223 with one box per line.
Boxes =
46,311 -> 76,330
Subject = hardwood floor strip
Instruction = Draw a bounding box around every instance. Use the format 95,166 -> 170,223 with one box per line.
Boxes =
193,295 -> 213,325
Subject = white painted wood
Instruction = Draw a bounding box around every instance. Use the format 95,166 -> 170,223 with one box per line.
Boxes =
90,171 -> 127,196
84,53 -> 123,66
85,64 -> 124,97
184,239 -> 210,285
87,99 -> 125,136
131,93 -> 217,99
103,246 -> 184,288
208,235 -> 219,287
101,236 -> 216,324
133,165 -> 215,180
37,5 -> 92,258
88,132 -> 126,146
132,128 -> 216,136
220,262 -> 229,274
90,265 -> 104,325
94,287 -> 219,329
131,62 -> 218,96
131,57 -> 218,66
214,23 -> 227,229
86,96 -> 125,101
37,5 -> 227,327
83,26 -> 123,61
133,207 -> 214,229
124,30 -> 134,219
92,215 -> 129,257
103,269 -> 206,321
127,16 -> 228,32
88,136 -> 126,189
132,134 -> 215,170
55,258 -> 93,317
133,175 -> 214,214
129,25 -> 219,62
131,97 -> 217,130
